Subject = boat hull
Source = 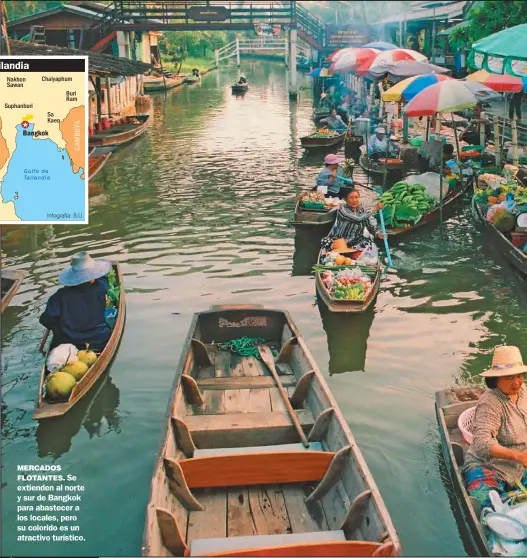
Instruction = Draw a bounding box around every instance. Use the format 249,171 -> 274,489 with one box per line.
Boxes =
33,263 -> 126,420
143,77 -> 182,92
291,198 -> 337,232
89,114 -> 150,148
359,153 -> 403,182
231,84 -> 249,93
1,269 -> 27,313
88,149 -> 112,180
300,132 -> 346,149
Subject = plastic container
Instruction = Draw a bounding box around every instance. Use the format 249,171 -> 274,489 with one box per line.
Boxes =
511,231 -> 527,248
458,406 -> 476,445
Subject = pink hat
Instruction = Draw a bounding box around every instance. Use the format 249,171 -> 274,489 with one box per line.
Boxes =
324,154 -> 344,165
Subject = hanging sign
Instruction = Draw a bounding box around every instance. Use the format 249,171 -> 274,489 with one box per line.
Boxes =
187,6 -> 230,21
254,23 -> 282,37
326,25 -> 371,49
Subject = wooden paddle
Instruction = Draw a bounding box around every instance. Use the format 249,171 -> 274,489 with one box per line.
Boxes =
39,329 -> 50,354
258,345 -> 310,448
340,175 -> 381,194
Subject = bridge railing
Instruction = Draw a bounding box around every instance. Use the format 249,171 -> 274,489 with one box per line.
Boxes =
295,2 -> 325,48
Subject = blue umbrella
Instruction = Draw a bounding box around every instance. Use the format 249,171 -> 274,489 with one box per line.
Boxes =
307,67 -> 333,77
363,41 -> 398,51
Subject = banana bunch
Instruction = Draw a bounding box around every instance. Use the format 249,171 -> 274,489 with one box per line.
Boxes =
379,182 -> 436,214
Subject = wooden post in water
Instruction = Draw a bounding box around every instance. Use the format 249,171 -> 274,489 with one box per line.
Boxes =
512,117 -> 519,165
106,76 -> 112,118
493,116 -> 501,167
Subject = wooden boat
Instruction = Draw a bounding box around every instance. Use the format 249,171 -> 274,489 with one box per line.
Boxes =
315,252 -> 381,313
88,147 -> 113,180
435,386 -> 492,556
143,76 -> 182,92
359,146 -> 403,180
291,196 -> 337,233
473,199 -> 527,281
183,75 -> 201,85
33,263 -> 126,421
143,304 -> 401,557
89,114 -> 150,148
1,268 -> 27,313
387,177 -> 472,239
231,82 -> 249,93
300,131 -> 346,149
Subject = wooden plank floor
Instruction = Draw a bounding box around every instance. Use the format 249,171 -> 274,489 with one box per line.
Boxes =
187,483 -> 329,542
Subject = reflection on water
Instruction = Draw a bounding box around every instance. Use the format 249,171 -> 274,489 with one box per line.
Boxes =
1,61 -> 526,557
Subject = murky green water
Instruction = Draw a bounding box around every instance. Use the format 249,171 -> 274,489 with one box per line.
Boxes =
2,61 -> 526,557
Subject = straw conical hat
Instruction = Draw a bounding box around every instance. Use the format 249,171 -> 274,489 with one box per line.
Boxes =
480,346 -> 527,377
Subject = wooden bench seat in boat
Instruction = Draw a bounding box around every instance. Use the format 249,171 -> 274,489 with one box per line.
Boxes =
193,442 -> 323,457
190,530 -> 345,556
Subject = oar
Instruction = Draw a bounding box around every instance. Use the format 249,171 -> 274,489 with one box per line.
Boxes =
340,175 -> 382,194
378,208 -> 395,271
258,345 -> 310,448
39,329 -> 50,354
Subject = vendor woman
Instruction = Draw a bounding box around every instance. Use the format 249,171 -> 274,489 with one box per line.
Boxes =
321,189 -> 384,252
463,345 -> 527,507
39,251 -> 112,352
315,153 -> 352,199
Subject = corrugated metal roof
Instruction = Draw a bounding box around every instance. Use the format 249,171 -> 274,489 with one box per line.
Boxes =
376,0 -> 466,25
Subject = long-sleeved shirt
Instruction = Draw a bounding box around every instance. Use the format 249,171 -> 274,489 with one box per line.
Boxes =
39,277 -> 111,351
320,115 -> 346,131
463,385 -> 527,484
315,167 -> 349,194
367,134 -> 392,157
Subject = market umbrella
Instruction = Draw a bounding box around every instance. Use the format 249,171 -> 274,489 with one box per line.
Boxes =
362,41 -> 398,51
470,23 -> 527,77
385,61 -> 450,82
307,67 -> 333,77
460,80 -> 503,102
466,69 -> 526,93
356,48 -> 427,76
382,73 -> 453,102
330,48 -> 380,73
326,48 -> 346,62
403,80 -> 478,116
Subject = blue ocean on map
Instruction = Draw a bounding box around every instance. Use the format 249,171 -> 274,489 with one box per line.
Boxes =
2,124 -> 85,221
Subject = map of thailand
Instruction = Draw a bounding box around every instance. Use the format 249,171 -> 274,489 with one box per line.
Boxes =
0,56 -> 88,224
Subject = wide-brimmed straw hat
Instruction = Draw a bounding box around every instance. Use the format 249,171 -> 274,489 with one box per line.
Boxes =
480,346 -> 527,377
58,251 -> 112,287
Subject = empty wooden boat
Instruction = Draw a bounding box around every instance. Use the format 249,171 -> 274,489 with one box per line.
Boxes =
33,263 -> 126,420
89,114 -> 150,148
315,251 -> 381,313
300,131 -> 346,149
291,196 -> 338,233
143,305 -> 400,557
435,387 -> 491,556
1,268 -> 27,313
88,147 -> 113,180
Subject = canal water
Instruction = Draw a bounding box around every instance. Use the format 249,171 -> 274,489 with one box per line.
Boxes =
1,61 -> 526,557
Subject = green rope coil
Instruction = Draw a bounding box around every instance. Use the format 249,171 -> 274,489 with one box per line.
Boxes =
216,337 -> 276,360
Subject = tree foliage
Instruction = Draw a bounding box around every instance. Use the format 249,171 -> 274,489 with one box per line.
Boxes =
449,1 -> 527,49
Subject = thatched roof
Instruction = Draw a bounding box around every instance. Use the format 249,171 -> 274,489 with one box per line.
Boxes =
8,39 -> 152,77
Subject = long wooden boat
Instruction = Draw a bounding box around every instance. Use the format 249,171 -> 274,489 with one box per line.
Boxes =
473,199 -> 527,281
33,263 -> 126,421
143,304 -> 400,557
1,268 -> 27,313
291,196 -> 337,232
88,147 -> 113,180
435,386 -> 492,556
144,76 -> 183,92
89,114 -> 150,148
231,83 -> 249,93
300,131 -> 346,149
315,251 -> 381,313
359,146 -> 403,180
387,177 -> 472,239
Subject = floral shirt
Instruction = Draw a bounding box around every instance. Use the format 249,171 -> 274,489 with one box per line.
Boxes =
463,385 -> 527,484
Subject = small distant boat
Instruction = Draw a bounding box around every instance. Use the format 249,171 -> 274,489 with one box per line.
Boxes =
291,196 -> 337,233
143,75 -> 182,92
142,304 -> 401,556
88,147 -> 114,180
33,263 -> 126,420
1,268 -> 27,313
183,75 -> 201,85
89,114 -> 150,148
231,82 -> 249,93
315,250 -> 381,313
435,386 -> 491,556
359,145 -> 403,181
300,130 -> 346,149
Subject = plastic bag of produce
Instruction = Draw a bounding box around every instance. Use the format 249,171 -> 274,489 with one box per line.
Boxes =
356,244 -> 378,266
406,172 -> 448,201
46,344 -> 79,372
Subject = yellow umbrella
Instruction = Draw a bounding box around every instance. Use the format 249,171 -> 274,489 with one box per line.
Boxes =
382,74 -> 454,102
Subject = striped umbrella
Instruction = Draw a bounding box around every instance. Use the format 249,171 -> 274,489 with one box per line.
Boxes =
330,48 -> 380,73
382,74 -> 454,102
466,69 -> 527,93
403,80 -> 478,117
362,41 -> 398,51
356,49 -> 427,75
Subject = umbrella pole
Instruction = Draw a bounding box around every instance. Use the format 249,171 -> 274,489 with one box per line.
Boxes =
439,137 -> 444,230
425,117 -> 430,141
493,116 -> 501,167
451,114 -> 463,190
512,117 -> 519,165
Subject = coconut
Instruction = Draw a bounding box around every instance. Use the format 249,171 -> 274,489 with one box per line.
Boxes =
62,360 -> 89,381
45,372 -> 76,401
77,344 -> 97,367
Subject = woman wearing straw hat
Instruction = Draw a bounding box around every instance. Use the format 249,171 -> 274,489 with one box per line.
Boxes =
39,252 -> 113,352
463,345 -> 527,507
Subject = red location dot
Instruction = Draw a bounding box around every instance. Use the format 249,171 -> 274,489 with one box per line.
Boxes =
21,121 -> 30,129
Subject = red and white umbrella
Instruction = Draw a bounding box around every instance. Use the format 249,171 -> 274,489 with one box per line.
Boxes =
356,48 -> 427,75
403,80 -> 478,117
330,48 -> 380,73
